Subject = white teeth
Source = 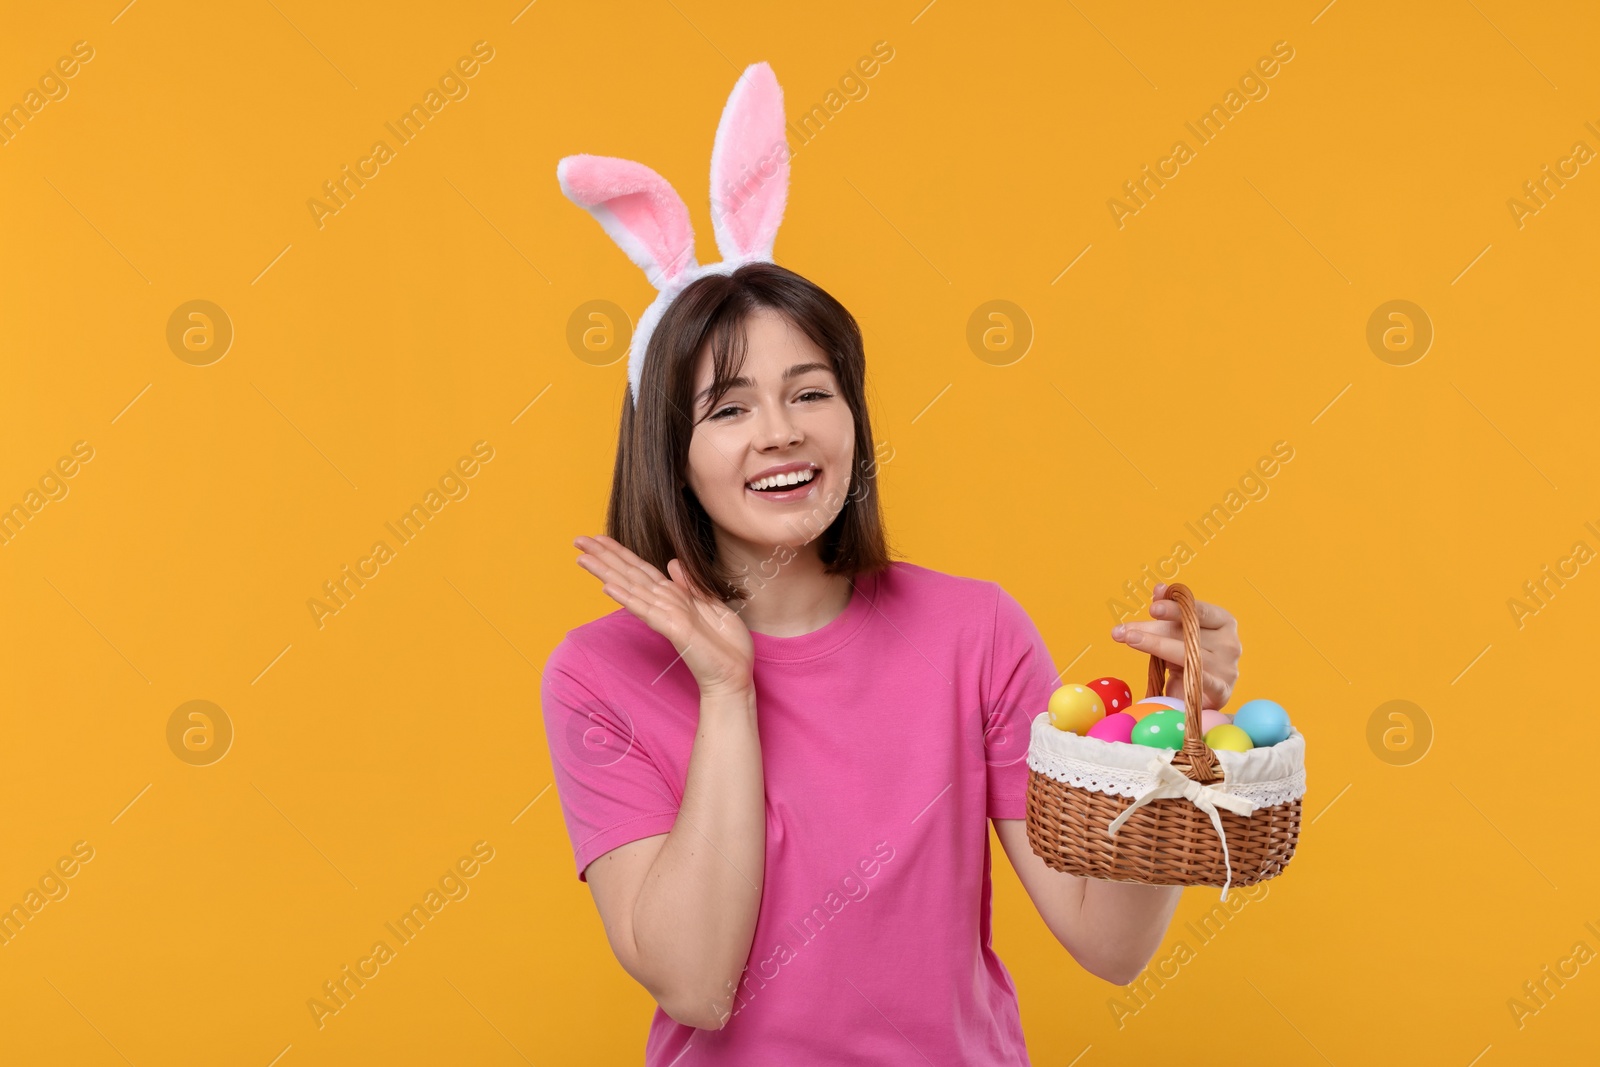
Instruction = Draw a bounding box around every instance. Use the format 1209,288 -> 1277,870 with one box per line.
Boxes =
747,468 -> 817,491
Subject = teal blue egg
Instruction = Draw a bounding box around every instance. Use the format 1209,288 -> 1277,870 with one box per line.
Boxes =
1232,699 -> 1291,747
1132,708 -> 1188,749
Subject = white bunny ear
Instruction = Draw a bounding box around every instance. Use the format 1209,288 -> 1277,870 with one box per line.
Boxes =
557,154 -> 699,289
709,62 -> 789,263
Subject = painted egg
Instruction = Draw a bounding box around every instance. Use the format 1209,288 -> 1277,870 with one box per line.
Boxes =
1232,699 -> 1291,747
1199,709 -> 1232,733
1128,701 -> 1166,721
1204,724 -> 1254,752
1086,676 -> 1134,714
1141,696 -> 1187,711
1048,684 -> 1105,735
1132,709 -> 1188,749
1087,712 -> 1137,744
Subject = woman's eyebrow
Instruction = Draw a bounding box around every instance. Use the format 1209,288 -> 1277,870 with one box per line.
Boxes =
694,361 -> 834,406
697,377 -> 752,406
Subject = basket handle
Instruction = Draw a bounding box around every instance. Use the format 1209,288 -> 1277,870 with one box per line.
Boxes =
1144,583 -> 1221,785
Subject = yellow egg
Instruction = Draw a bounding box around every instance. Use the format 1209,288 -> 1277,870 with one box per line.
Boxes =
1205,724 -> 1254,752
1048,685 -> 1105,735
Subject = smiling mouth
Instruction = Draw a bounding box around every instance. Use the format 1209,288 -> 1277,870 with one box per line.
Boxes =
745,467 -> 819,494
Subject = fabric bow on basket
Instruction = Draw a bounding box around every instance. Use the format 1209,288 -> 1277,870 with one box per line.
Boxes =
1106,755 -> 1260,900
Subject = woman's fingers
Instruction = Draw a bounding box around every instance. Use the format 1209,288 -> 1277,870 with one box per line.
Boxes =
592,566 -> 681,633
1120,626 -> 1183,668
1113,618 -> 1176,647
576,540 -> 676,615
1150,590 -> 1233,631
590,534 -> 673,586
574,547 -> 635,593
578,535 -> 659,585
1115,595 -> 1235,645
1120,589 -> 1241,710
596,578 -> 647,615
1113,624 -> 1226,705
575,535 -> 638,576
1116,622 -> 1224,670
585,537 -> 672,588
575,538 -> 753,693
667,559 -> 705,600
1126,633 -> 1235,710
575,539 -> 712,651
1171,662 -> 1225,709
1116,619 -> 1224,657
580,552 -> 650,605
1188,599 -> 1233,630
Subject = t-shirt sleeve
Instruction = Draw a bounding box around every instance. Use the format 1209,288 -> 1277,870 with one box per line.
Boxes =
540,635 -> 681,882
984,584 -> 1060,820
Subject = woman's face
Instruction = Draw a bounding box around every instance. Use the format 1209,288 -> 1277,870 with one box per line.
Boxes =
684,306 -> 856,565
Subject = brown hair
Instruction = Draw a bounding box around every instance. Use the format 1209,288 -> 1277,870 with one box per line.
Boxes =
605,261 -> 895,602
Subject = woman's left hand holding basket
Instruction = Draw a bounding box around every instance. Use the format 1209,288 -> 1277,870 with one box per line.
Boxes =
1109,583 -> 1242,710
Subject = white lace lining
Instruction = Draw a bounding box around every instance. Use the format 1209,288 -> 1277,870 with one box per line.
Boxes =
1026,713 -> 1306,809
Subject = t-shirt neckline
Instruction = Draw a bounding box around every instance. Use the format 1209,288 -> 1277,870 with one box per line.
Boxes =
748,567 -> 882,663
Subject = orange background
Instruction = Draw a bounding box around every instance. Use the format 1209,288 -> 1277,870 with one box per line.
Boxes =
2,1 -> 1597,1064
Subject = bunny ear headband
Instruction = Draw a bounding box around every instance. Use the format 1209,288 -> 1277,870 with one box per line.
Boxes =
556,62 -> 791,406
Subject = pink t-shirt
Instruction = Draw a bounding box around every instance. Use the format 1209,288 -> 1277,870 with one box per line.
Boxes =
539,560 -> 1059,1065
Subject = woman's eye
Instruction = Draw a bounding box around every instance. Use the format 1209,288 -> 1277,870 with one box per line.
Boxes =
798,390 -> 831,402
711,406 -> 740,420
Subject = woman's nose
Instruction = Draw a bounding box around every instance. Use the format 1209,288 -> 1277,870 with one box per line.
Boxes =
755,402 -> 801,447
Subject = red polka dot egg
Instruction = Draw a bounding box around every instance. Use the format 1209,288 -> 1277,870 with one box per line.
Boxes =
1086,676 -> 1133,714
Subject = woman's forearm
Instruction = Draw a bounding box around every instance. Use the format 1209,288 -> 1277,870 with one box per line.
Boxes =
631,686 -> 765,1028
1076,881 -> 1183,985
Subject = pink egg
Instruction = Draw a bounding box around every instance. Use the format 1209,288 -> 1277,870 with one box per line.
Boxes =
1200,709 -> 1232,733
1087,712 -> 1137,744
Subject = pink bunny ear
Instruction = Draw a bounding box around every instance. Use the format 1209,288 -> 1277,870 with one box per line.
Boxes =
709,62 -> 789,263
557,154 -> 698,289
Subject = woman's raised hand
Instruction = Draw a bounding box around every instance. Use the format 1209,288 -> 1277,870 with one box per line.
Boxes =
572,534 -> 755,698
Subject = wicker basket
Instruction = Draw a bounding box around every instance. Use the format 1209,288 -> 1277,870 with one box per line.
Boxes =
1024,583 -> 1304,898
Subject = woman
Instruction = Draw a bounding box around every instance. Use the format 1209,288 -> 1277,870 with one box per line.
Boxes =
541,261 -> 1244,1064
542,63 -> 1242,1064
